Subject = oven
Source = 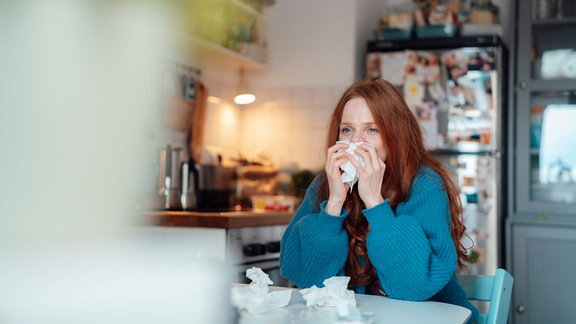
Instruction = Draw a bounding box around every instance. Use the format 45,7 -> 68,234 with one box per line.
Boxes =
226,224 -> 292,287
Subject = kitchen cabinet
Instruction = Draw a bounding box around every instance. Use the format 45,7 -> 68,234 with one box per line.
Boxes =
180,0 -> 268,69
509,223 -> 576,324
150,210 -> 293,287
508,1 -> 576,323
513,0 -> 576,215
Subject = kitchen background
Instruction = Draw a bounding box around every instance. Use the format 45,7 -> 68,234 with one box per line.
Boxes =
152,0 -> 511,179
0,0 -> 513,243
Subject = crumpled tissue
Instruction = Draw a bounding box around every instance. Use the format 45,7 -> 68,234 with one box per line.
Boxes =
300,276 -> 376,324
299,276 -> 357,309
231,267 -> 292,314
337,141 -> 374,192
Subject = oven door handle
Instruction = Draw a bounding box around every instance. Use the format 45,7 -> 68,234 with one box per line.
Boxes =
236,259 -> 280,271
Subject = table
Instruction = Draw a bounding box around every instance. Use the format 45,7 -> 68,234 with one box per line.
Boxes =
237,286 -> 471,324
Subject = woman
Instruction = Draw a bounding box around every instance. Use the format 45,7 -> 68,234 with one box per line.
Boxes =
280,79 -> 478,323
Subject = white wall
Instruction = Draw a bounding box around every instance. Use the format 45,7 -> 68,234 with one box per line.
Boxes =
251,0 -> 357,88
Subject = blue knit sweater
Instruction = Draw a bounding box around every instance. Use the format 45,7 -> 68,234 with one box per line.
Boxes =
280,167 -> 479,324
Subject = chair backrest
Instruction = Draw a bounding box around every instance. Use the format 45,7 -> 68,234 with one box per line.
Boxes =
457,268 -> 514,324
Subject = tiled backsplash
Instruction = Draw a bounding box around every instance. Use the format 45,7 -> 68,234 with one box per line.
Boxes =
204,85 -> 345,172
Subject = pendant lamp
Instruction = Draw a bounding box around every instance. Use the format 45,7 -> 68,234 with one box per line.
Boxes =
233,68 -> 256,105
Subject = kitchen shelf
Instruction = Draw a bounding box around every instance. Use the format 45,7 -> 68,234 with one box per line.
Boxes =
532,16 -> 576,26
185,35 -> 266,70
179,0 -> 268,70
230,0 -> 265,16
528,79 -> 576,93
510,2 -> 576,321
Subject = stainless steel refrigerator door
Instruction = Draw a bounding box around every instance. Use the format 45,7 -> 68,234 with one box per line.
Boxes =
436,153 -> 501,276
370,45 -> 503,152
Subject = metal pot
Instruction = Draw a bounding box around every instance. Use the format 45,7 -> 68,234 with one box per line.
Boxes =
195,164 -> 237,210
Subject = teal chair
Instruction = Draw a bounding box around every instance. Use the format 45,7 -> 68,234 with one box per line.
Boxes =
458,268 -> 514,324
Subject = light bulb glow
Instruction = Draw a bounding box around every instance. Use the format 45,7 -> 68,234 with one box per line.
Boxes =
234,93 -> 256,105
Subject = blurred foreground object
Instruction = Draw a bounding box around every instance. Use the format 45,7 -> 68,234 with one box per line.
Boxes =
0,1 -> 230,323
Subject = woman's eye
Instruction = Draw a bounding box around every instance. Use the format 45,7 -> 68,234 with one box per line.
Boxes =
340,127 -> 352,134
367,128 -> 379,134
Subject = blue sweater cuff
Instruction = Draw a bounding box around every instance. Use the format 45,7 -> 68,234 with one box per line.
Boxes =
316,200 -> 347,235
362,198 -> 394,225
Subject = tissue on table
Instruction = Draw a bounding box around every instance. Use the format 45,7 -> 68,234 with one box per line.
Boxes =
337,141 -> 374,192
231,267 -> 291,314
300,276 -> 357,309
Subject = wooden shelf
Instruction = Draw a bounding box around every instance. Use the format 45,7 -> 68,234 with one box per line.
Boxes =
184,36 -> 266,70
177,0 -> 269,70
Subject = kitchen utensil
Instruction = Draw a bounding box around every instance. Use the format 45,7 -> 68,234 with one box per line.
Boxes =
189,80 -> 207,163
236,165 -> 279,197
158,145 -> 182,210
195,164 -> 237,210
180,160 -> 198,210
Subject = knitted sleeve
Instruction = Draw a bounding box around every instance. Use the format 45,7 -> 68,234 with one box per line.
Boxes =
279,176 -> 349,289
363,168 -> 458,301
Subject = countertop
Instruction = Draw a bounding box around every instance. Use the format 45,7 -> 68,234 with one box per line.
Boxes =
148,210 -> 294,229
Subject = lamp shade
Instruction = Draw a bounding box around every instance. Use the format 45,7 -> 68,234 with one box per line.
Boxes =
233,68 -> 255,105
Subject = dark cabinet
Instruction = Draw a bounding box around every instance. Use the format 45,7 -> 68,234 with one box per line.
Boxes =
508,0 -> 576,323
513,1 -> 576,214
509,223 -> 576,323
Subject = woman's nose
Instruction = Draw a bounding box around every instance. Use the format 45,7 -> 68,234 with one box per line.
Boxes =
351,132 -> 363,143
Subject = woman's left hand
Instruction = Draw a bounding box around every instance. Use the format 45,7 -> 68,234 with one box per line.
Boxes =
346,143 -> 386,209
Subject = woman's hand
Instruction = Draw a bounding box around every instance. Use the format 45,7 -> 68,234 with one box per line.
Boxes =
324,142 -> 350,215
346,143 -> 386,209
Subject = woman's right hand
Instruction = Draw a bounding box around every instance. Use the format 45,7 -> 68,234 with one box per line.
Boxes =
324,142 -> 350,215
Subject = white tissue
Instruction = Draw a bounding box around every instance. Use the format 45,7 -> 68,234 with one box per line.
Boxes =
300,276 -> 357,309
337,141 -> 373,191
231,267 -> 291,314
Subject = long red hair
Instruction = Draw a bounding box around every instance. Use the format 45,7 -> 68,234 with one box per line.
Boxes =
316,79 -> 469,292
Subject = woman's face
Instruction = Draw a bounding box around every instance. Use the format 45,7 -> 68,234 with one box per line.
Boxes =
339,97 -> 388,162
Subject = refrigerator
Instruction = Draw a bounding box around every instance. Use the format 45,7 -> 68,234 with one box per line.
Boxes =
365,35 -> 507,276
